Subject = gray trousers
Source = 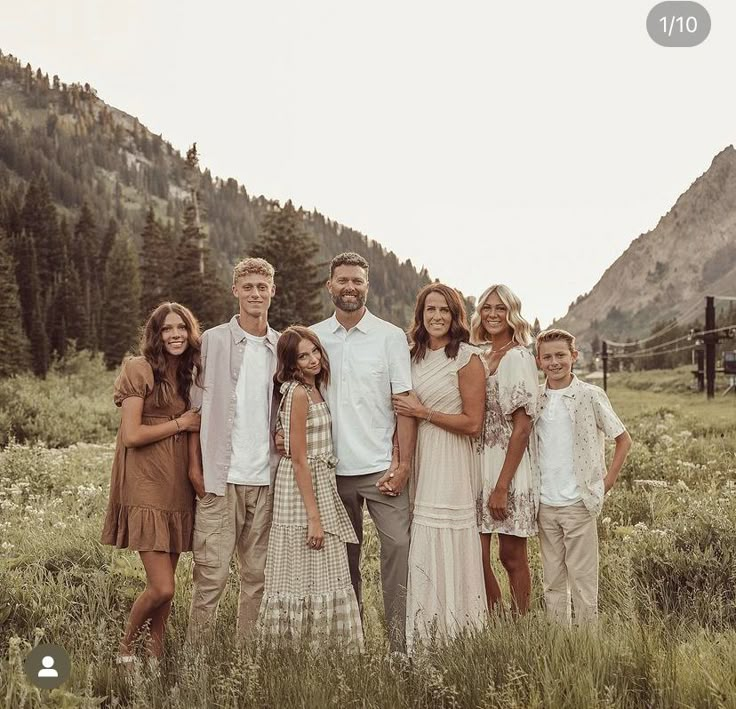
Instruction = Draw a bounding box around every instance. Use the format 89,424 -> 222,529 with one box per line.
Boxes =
337,470 -> 410,652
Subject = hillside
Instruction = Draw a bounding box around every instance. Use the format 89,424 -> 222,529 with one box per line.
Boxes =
0,50 -> 431,326
554,146 -> 736,346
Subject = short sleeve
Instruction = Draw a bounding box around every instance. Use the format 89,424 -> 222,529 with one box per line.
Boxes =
455,342 -> 481,372
113,357 -> 154,407
592,387 -> 626,439
276,381 -> 302,455
388,328 -> 413,394
189,329 -> 208,410
497,348 -> 539,419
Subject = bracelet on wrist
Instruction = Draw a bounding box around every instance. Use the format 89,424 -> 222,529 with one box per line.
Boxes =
425,409 -> 435,423
174,418 -> 181,433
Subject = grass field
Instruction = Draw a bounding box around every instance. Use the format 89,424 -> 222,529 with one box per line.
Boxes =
1,360 -> 735,708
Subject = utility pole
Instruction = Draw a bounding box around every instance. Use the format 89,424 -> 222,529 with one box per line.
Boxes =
705,296 -> 716,399
602,340 -> 608,392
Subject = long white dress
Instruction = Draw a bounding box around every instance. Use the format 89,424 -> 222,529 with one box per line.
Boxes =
406,342 -> 487,654
478,346 -> 540,537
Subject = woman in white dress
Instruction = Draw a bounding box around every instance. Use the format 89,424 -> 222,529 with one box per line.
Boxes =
392,284 -> 486,653
471,284 -> 539,615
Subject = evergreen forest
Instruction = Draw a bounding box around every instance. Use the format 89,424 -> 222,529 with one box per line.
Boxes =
0,50 -> 433,376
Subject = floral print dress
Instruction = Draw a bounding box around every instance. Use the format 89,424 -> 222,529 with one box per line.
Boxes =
478,346 -> 540,537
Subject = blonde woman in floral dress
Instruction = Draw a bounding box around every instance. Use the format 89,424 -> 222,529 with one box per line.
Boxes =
258,326 -> 363,649
471,284 -> 539,615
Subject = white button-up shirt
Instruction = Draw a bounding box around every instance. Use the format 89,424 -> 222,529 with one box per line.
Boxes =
312,309 -> 412,476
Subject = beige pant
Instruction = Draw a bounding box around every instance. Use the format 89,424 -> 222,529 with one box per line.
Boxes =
188,484 -> 272,642
337,470 -> 411,653
538,501 -> 599,625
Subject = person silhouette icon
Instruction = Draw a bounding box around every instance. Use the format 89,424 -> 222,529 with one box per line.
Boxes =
37,656 -> 58,678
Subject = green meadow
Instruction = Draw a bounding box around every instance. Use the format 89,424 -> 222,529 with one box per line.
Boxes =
1,356 -> 735,708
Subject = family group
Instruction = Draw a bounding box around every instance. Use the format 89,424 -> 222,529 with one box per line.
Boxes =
101,251 -> 632,665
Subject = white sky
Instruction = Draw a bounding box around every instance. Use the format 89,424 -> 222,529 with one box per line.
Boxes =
3,1 -> 735,326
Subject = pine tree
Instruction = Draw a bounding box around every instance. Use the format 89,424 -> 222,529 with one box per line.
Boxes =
13,229 -> 41,338
139,207 -> 171,317
21,175 -> 61,286
101,235 -> 141,368
0,230 -> 31,376
250,200 -> 323,330
170,203 -> 227,328
532,317 -> 541,338
71,202 -> 98,349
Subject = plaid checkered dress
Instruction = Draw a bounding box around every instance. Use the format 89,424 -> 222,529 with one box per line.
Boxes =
258,381 -> 363,649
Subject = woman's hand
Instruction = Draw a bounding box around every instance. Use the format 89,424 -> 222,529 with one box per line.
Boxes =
307,517 -> 324,550
392,391 -> 427,419
488,486 -> 509,521
178,409 -> 201,432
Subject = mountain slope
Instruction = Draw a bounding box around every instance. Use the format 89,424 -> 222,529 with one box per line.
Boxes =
554,146 -> 736,345
0,50 -> 431,326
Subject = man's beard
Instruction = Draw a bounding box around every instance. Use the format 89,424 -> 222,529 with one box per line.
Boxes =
332,291 -> 366,312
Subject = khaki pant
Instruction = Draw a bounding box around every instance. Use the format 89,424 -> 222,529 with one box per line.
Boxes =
337,470 -> 410,652
538,501 -> 599,625
188,484 -> 272,642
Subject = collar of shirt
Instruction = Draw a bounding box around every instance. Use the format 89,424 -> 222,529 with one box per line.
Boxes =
542,373 -> 581,399
228,315 -> 279,348
327,308 -> 375,334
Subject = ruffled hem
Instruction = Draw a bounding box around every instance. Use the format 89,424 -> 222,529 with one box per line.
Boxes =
258,589 -> 364,650
101,503 -> 194,553
412,503 -> 477,530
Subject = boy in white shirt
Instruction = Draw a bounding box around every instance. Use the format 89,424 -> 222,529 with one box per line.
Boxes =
535,329 -> 632,624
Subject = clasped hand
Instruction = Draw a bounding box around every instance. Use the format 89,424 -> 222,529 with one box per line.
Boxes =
391,391 -> 426,419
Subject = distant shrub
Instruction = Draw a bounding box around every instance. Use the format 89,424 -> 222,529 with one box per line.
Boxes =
629,494 -> 736,628
0,350 -> 118,447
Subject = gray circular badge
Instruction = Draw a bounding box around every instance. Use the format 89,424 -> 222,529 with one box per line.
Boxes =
23,644 -> 71,690
647,2 -> 711,47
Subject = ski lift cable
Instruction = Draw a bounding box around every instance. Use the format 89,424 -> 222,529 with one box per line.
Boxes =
602,299 -> 703,348
607,323 -> 736,358
609,343 -> 697,360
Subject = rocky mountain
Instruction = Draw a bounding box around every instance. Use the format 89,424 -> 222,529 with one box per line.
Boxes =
0,50 -> 431,326
554,146 -> 736,347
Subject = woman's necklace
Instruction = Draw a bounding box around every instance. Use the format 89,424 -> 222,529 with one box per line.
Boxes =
489,339 -> 514,354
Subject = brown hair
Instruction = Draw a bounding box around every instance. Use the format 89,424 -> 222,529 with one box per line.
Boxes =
408,283 -> 470,362
536,328 -> 577,354
329,252 -> 369,278
140,302 -> 202,408
275,326 -> 331,389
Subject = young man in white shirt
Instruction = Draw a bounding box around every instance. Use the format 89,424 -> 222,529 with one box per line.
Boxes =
535,328 -> 632,624
310,252 -> 416,652
187,258 -> 280,642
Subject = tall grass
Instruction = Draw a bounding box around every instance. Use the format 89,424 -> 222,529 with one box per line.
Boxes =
1,370 -> 735,707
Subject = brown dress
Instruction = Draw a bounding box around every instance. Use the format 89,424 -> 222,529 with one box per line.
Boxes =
101,356 -> 195,553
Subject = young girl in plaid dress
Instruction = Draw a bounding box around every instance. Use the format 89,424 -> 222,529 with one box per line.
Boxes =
258,326 -> 363,648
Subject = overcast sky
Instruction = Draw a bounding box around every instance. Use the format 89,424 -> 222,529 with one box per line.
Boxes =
4,1 -> 735,326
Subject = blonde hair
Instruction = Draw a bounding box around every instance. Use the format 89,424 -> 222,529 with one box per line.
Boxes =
470,284 -> 533,346
536,328 -> 577,354
232,257 -> 275,285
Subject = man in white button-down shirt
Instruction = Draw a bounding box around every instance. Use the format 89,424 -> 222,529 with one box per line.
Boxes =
311,252 -> 416,652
